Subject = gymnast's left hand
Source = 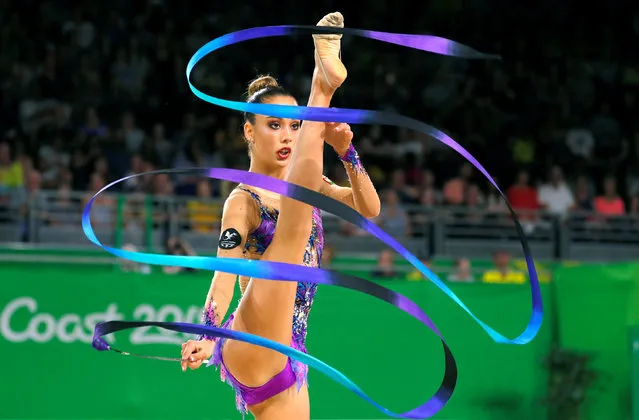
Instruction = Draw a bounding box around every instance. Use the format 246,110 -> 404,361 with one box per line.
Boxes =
324,122 -> 354,156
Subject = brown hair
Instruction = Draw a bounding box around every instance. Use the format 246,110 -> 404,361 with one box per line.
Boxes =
247,75 -> 279,96
243,75 -> 292,124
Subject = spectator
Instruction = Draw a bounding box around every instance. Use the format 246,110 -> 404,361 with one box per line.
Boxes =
538,166 -> 574,218
119,111 -> 145,154
48,182 -> 79,226
80,107 -> 108,138
83,173 -> 115,228
16,169 -> 46,241
123,154 -> 146,193
371,249 -> 397,279
111,47 -> 145,97
485,179 -> 508,214
153,173 -> 174,196
506,170 -> 539,220
186,179 -> 220,234
449,258 -> 475,282
481,249 -> 526,284
0,142 -> 24,190
421,170 -> 440,196
38,135 -> 70,189
376,189 -> 411,238
402,153 -> 423,187
388,168 -> 416,204
443,162 -> 473,205
594,176 -> 625,217
93,156 -> 110,182
464,183 -> 484,207
405,255 -> 432,281
0,142 -> 24,218
152,173 -> 173,240
122,194 -> 146,245
571,174 -> 595,212
463,183 -> 485,222
418,187 -> 439,208
146,123 -> 173,166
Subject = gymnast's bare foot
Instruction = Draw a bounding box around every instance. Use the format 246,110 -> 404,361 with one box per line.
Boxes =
312,12 -> 347,93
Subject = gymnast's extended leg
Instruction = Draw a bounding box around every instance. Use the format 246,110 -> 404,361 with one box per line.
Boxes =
221,12 -> 347,420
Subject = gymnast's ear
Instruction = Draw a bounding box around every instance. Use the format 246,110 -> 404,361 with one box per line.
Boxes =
243,122 -> 254,143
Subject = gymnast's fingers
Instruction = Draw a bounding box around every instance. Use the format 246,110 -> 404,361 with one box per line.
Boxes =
181,340 -> 200,371
186,357 -> 204,370
186,347 -> 210,370
192,346 -> 210,359
345,128 -> 353,140
333,122 -> 351,134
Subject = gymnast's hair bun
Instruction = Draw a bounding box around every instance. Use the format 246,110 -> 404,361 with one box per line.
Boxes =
247,75 -> 279,96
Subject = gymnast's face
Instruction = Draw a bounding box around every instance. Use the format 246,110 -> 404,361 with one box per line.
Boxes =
244,95 -> 301,168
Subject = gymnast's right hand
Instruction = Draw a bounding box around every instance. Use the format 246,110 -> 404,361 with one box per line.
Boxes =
180,339 -> 214,372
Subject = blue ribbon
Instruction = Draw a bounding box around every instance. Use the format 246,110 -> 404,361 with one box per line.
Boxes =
88,24 -> 542,419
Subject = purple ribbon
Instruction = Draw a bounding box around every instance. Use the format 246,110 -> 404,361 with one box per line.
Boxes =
86,24 -> 542,419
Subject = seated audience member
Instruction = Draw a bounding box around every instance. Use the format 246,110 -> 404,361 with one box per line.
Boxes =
570,174 -> 594,212
406,255 -> 432,281
482,249 -> 526,284
372,249 -> 397,279
538,166 -> 574,218
506,170 -> 539,220
449,258 -> 475,282
593,176 -> 625,217
443,162 -> 472,205
186,179 -> 221,233
376,189 -> 411,237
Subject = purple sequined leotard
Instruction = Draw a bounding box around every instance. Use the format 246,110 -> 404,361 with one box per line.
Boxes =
210,186 -> 324,414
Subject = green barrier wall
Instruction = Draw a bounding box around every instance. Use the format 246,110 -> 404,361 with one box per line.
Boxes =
631,326 -> 639,420
553,263 -> 639,420
0,265 -> 552,420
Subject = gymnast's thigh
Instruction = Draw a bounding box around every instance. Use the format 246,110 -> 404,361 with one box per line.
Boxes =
221,302 -> 292,386
249,384 -> 310,420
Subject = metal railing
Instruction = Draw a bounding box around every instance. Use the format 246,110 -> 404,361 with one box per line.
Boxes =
0,189 -> 638,262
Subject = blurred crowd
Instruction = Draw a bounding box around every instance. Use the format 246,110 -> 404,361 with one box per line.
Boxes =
368,248 -> 526,284
1,1 -> 639,241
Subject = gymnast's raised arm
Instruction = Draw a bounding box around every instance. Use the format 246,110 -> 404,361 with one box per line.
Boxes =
319,124 -> 381,218
180,189 -> 256,371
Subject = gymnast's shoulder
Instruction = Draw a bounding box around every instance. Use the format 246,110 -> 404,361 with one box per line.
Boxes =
221,186 -> 258,220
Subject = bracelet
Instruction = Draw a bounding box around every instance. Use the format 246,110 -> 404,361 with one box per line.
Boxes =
338,144 -> 364,174
197,300 -> 218,341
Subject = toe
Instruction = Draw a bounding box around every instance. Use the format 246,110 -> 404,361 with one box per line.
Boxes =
318,12 -> 344,28
326,12 -> 344,28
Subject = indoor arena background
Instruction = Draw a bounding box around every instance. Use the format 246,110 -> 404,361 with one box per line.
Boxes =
1,1 -> 638,420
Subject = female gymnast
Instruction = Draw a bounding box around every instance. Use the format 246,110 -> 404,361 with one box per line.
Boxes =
180,12 -> 381,420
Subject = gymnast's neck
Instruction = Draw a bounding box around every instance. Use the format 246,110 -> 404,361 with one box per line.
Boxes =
248,159 -> 288,181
